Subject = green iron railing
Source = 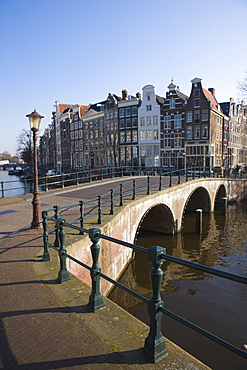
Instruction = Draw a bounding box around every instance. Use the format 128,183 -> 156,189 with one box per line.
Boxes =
41,214 -> 247,363
1,165 -> 243,198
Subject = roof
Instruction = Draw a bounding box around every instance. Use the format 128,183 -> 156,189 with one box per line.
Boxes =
156,95 -> 165,105
176,90 -> 188,103
80,106 -> 90,116
202,88 -> 222,112
58,104 -> 73,114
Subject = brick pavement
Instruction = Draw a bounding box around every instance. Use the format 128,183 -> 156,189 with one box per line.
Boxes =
0,182 -> 211,369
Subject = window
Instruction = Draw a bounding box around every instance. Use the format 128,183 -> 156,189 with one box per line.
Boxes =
194,89 -> 200,97
194,99 -> 200,107
147,94 -> 151,101
164,133 -> 171,147
71,132 -> 74,140
79,140 -> 83,150
146,116 -> 151,126
70,123 -> 74,130
194,126 -> 200,138
140,146 -> 146,156
126,118 -> 131,127
132,117 -> 137,127
146,130 -> 152,140
202,125 -> 208,138
75,122 -> 78,129
79,121 -> 82,128
120,119 -> 125,129
187,112 -> 192,122
194,111 -> 200,123
132,106 -> 137,116
105,113 -> 109,120
202,110 -> 208,121
174,114 -> 182,128
187,126 -> 192,139
164,116 -> 171,129
126,107 -> 131,117
170,99 -> 175,108
153,115 -> 158,125
120,132 -> 125,143
153,129 -> 159,140
75,141 -> 78,150
119,108 -> 124,118
140,117 -> 145,126
126,131 -> 131,142
132,130 -> 137,142
75,131 -> 78,139
174,133 -> 182,147
79,130 -> 83,138
146,105 -> 152,111
140,130 -> 145,141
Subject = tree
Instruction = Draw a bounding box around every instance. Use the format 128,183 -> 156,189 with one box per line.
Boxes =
16,129 -> 33,165
238,71 -> 247,99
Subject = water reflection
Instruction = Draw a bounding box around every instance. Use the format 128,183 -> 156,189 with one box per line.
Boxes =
108,203 -> 247,370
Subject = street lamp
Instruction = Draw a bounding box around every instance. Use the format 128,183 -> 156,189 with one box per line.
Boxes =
26,109 -> 44,229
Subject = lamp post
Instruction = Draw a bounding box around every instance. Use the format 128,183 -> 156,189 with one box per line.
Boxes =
26,109 -> 44,229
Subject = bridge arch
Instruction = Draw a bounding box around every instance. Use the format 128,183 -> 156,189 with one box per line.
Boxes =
134,203 -> 175,241
214,184 -> 227,211
183,186 -> 211,215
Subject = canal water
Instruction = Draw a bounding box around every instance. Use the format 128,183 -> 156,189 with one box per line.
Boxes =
0,170 -> 33,197
108,202 -> 247,370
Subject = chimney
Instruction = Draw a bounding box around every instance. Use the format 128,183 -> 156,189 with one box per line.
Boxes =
122,89 -> 128,100
208,88 -> 215,97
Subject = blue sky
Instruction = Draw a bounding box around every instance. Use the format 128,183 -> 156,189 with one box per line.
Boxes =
0,0 -> 247,155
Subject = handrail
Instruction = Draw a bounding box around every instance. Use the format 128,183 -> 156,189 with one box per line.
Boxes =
1,165 -> 244,198
41,214 -> 247,363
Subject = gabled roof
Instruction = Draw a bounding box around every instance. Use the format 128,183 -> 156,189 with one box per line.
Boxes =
202,88 -> 222,112
58,104 -> 73,114
156,95 -> 165,105
176,90 -> 188,103
80,106 -> 90,116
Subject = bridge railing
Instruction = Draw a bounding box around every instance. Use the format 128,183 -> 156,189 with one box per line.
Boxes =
1,165 -> 244,198
41,214 -> 247,363
42,170 -> 187,228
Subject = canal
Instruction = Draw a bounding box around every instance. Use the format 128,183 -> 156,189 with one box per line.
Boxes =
108,202 -> 247,370
0,170 -> 33,197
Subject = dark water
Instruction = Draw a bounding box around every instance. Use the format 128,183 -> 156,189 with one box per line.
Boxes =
0,170 -> 33,197
108,203 -> 247,370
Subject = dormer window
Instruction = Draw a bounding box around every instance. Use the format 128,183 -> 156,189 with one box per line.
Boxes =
147,94 -> 151,101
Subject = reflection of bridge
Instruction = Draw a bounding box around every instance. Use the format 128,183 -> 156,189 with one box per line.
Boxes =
63,177 -> 247,295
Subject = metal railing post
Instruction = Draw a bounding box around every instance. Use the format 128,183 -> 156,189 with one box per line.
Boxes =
110,189 -> 114,214
169,171 -> 172,187
61,174 -> 65,188
144,246 -> 167,363
133,179 -> 136,200
186,169 -> 188,182
119,183 -> 123,206
57,219 -> 70,283
79,200 -> 84,234
159,173 -> 162,191
42,211 -> 51,261
178,170 -> 180,184
45,176 -> 48,191
88,228 -> 105,312
147,176 -> 150,195
1,181 -> 4,198
76,171 -> 79,185
53,205 -> 60,247
98,195 -> 102,224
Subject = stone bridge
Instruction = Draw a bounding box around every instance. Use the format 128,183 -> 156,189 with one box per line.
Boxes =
66,177 -> 247,294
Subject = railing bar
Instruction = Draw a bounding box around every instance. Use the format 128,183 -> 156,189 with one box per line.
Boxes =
98,271 -> 149,304
65,253 -> 91,271
161,253 -> 247,284
159,306 -> 247,358
98,233 -> 148,253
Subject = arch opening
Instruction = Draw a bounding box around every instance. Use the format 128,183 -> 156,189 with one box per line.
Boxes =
214,184 -> 227,212
134,203 -> 175,242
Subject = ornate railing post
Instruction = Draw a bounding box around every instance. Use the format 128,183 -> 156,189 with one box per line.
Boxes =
169,171 -> 172,187
57,219 -> 70,283
1,181 -> 4,198
144,246 -> 167,363
178,170 -> 180,184
110,189 -> 114,215
79,200 -> 84,234
159,173 -> 162,191
88,228 -> 105,312
98,195 -> 102,224
53,205 -> 60,247
147,176 -> 150,195
42,211 -> 51,261
119,183 -> 123,206
133,179 -> 136,200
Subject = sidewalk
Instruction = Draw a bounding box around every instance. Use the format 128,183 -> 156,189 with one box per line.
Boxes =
0,187 -> 211,369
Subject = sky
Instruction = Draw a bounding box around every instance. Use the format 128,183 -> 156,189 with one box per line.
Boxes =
0,0 -> 247,156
